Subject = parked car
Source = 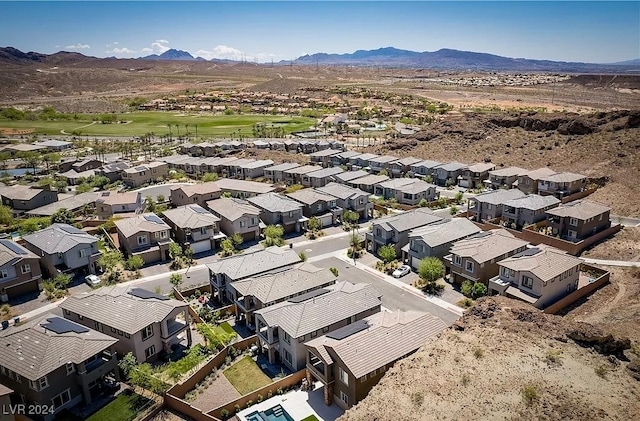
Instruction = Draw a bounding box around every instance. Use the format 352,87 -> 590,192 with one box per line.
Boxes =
85,274 -> 101,286
392,265 -> 411,278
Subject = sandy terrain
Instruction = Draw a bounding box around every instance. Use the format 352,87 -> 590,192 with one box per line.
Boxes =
582,227 -> 640,261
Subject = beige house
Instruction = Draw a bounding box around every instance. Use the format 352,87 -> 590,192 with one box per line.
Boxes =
255,282 -> 382,372
538,172 -> 587,198
0,314 -> 119,420
373,178 -> 437,205
485,166 -> 528,190
162,205 -> 223,254
215,178 -> 275,198
206,198 -> 261,242
114,213 -> 172,264
517,167 -> 557,195
305,311 -> 447,409
545,200 -> 611,241
170,182 -> 221,207
445,229 -> 530,285
0,185 -> 58,214
0,239 -> 43,302
457,162 -> 495,189
121,162 -> 168,187
61,286 -> 191,363
489,246 -> 583,309
95,191 -> 142,220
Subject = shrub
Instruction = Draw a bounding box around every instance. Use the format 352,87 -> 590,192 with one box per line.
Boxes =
545,349 -> 563,366
471,282 -> 487,299
521,384 -> 539,406
461,280 -> 473,297
125,255 -> 144,271
234,404 -> 241,413
220,409 -> 230,419
449,205 -> 459,216
330,267 -> 339,277
594,364 -> 609,379
411,392 -> 424,407
473,347 -> 484,359
299,251 -> 307,261
277,387 -> 283,395
457,298 -> 473,308
461,373 -> 470,386
377,244 -> 396,264
418,257 -> 443,283
454,191 -> 464,204
267,390 -> 273,399
246,400 -> 253,409
257,394 -> 264,403
418,198 -> 428,207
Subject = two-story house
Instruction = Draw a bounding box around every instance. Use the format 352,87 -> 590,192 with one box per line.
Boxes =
501,194 -> 561,229
545,200 -> 611,241
287,189 -> 340,227
95,191 -> 142,220
224,158 -> 255,179
316,183 -> 372,221
409,160 -> 442,179
169,182 -> 221,208
22,224 -> 101,277
254,282 -> 382,371
239,160 -> 274,179
302,167 -> 345,188
114,213 -> 172,264
0,186 -> 58,215
445,229 -> 530,285
206,198 -> 261,242
366,208 -> 443,256
457,162 -> 495,189
248,193 -> 305,233
388,157 -> 421,178
333,170 -> 369,185
368,155 -> 399,174
0,314 -> 119,419
263,163 -> 301,183
282,165 -> 322,186
348,153 -> 379,171
206,247 -> 301,302
516,167 -> 557,195
228,262 -> 337,326
162,205 -> 223,254
215,178 -> 275,199
309,149 -> 341,167
71,159 -> 103,173
95,162 -> 130,182
346,174 -> 389,193
0,239 -> 43,303
434,162 -> 468,186
121,162 -> 168,187
61,286 -> 191,363
485,166 -> 528,190
537,172 -> 588,198
331,151 -> 361,168
406,218 -> 482,268
305,310 -> 446,410
373,178 -> 437,205
488,246 -> 583,309
467,189 -> 526,222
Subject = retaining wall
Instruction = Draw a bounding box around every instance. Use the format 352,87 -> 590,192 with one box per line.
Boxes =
544,264 -> 610,314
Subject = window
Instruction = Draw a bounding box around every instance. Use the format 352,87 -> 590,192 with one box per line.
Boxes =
95,321 -> 102,331
137,235 -> 148,246
522,276 -> 533,289
316,203 -> 323,211
78,315 -> 84,320
370,368 -> 377,377
360,375 -> 367,383
340,390 -> 349,406
200,226 -> 208,235
116,329 -> 123,336
21,264 -> 30,274
599,214 -> 603,221
0,366 -> 4,375
486,204 -> 492,210
454,255 -> 462,266
501,267 -> 510,278
124,332 -> 130,339
376,228 -> 382,237
52,389 -> 71,409
568,230 -> 577,239
38,376 -> 49,390
142,324 -> 154,340
288,211 -> 293,218
284,350 -> 292,364
145,345 -> 156,358
569,218 -> 578,226
311,330 -> 317,338
0,270 -> 7,279
240,221 -> 246,228
339,367 -> 349,385
283,331 -> 291,344
65,362 -> 74,375
160,231 -> 168,239
79,249 -> 87,258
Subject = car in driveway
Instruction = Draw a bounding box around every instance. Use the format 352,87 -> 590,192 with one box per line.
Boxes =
392,265 -> 411,278
85,274 -> 101,286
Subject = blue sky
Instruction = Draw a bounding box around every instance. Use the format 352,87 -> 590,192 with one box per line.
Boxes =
1,1 -> 638,63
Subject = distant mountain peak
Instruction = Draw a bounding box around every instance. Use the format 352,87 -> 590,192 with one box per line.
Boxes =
142,48 -> 195,61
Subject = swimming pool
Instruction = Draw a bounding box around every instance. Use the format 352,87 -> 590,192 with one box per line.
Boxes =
245,404 -> 294,421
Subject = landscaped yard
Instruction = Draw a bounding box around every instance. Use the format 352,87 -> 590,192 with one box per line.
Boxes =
86,390 -> 154,421
223,355 -> 272,395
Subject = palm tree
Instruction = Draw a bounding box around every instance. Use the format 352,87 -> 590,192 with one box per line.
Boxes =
176,124 -> 180,139
194,124 -> 198,140
167,124 -> 172,141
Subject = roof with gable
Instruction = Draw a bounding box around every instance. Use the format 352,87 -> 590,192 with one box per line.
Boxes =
22,223 -> 98,254
0,239 -> 39,266
162,205 -> 220,229
0,185 -> 51,201
489,166 -> 528,177
466,162 -> 496,173
471,188 -> 526,205
539,172 -> 587,183
333,170 -> 370,183
173,182 -> 221,197
499,245 -> 582,282
95,191 -> 140,206
349,174 -> 390,186
264,162 -> 301,172
0,313 -> 117,380
305,311 -> 446,378
248,193 -> 303,213
375,208 -> 442,233
230,262 -> 337,304
545,200 -> 611,220
207,197 -> 261,221
60,285 -> 188,335
503,194 -> 561,211
27,192 -> 99,217
215,178 -> 275,194
316,182 -> 369,201
521,167 -> 557,180
283,165 -> 322,175
305,167 -> 344,179
410,160 -> 442,169
449,229 -> 529,263
409,218 -> 482,247
286,188 -> 336,206
435,161 -> 468,172
114,213 -> 170,237
376,178 -> 436,194
370,155 -> 399,165
206,246 -> 301,281
255,282 -> 381,338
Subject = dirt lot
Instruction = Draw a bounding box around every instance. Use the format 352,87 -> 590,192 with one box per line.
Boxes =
582,227 -> 640,261
340,297 -> 640,421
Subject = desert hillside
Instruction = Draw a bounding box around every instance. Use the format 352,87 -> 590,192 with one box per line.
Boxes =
339,297 -> 640,421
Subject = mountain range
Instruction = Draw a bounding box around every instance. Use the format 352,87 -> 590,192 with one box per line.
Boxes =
1,46 -> 638,73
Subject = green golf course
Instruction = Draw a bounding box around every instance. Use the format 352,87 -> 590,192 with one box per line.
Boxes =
0,111 -> 316,137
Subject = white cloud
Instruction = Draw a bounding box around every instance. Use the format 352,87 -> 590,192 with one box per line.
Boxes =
106,47 -> 137,54
150,39 -> 170,54
155,39 -> 169,45
141,47 -> 153,54
65,44 -> 90,50
197,45 -> 251,60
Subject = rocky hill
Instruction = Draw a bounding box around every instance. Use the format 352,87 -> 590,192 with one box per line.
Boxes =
339,297 -> 640,421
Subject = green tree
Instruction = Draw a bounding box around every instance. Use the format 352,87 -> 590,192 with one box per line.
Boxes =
342,210 -> 359,226
42,153 -> 61,173
0,152 -> 11,169
461,280 -> 473,297
231,233 -> 243,247
418,198 -> 429,207
118,352 -> 138,378
418,257 -> 444,284
308,217 -> 322,233
219,238 -> 235,257
450,205 -> 459,216
0,205 -> 13,225
221,191 -> 232,198
98,249 -> 124,272
51,208 -> 74,224
471,282 -> 487,299
75,183 -> 93,194
423,175 -> 433,184
379,169 -> 389,176
90,175 -> 110,189
18,217 -> 52,235
53,273 -> 72,290
378,244 -> 397,263
144,196 -> 157,212
18,151 -> 41,175
201,172 -> 218,182
169,273 -> 183,290
264,225 -> 285,247
454,191 -> 464,204
125,255 -> 144,271
156,194 -> 165,203
169,242 -> 182,260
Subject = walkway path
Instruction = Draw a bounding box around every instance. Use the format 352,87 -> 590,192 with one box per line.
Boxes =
191,373 -> 240,413
581,258 -> 639,267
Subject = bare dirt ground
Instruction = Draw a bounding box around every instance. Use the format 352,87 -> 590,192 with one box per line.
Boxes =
340,297 -> 640,421
150,409 -> 193,421
582,227 -> 640,261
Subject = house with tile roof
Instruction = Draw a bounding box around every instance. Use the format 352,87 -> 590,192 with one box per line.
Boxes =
61,285 -> 191,363
248,193 -> 305,233
215,178 -> 275,198
316,182 -> 373,220
409,160 -> 442,179
162,205 -> 223,254
545,200 -> 611,241
254,282 -> 382,371
95,191 -> 142,220
113,213 -> 172,264
0,239 -> 43,302
366,208 -> 443,255
502,194 -> 561,229
286,188 -> 340,227
485,166 -> 528,190
263,163 -> 301,183
457,162 -> 495,189
434,162 -> 468,186
0,313 -> 119,418
206,198 -> 261,242
170,182 -> 221,208
22,224 -> 101,277
305,310 -> 447,409
389,157 -> 421,178
373,178 -> 437,205
538,172 -> 588,198
516,167 -> 557,195
302,167 -> 345,188
467,188 -> 527,222
282,165 -> 322,186
488,246 -> 583,309
346,174 -> 390,193
0,185 -> 58,214
121,162 -> 168,187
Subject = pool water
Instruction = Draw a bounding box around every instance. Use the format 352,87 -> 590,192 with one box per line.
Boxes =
246,404 -> 294,421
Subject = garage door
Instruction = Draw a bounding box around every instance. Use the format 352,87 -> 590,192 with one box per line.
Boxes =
190,240 -> 212,254
411,256 -> 422,270
319,214 -> 334,227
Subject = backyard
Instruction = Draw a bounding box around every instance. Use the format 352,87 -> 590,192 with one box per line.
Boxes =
223,355 -> 273,395
85,390 -> 154,421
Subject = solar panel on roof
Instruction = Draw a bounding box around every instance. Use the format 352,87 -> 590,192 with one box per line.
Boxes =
189,205 -> 211,214
59,225 -> 85,235
143,214 -> 165,224
128,287 -> 169,300
134,166 -> 147,171
515,248 -> 540,257
288,288 -> 330,303
0,240 -> 27,255
41,317 -> 89,334
326,319 -> 370,340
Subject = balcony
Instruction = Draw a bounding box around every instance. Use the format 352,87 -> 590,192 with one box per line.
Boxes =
235,297 -> 256,313
258,327 -> 279,347
84,351 -> 115,374
164,319 -> 187,338
488,275 -> 510,295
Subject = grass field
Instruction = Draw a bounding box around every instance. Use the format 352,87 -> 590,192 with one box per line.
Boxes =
223,356 -> 272,395
85,390 -> 153,421
0,112 -> 315,137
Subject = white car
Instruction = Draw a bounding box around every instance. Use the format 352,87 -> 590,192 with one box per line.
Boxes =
392,265 -> 411,278
85,274 -> 101,286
